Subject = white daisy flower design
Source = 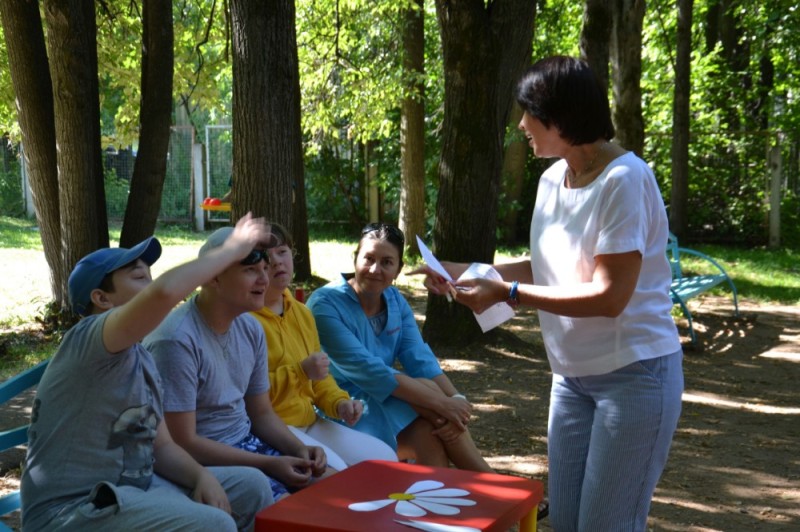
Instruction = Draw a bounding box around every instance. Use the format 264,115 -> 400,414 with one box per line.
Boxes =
348,480 -> 477,517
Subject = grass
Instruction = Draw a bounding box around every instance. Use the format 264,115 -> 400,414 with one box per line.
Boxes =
1,214 -> 799,377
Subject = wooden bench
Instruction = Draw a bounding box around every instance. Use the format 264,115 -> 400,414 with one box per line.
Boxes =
667,232 -> 739,344
0,360 -> 49,531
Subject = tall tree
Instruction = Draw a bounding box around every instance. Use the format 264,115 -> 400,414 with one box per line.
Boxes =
44,0 -> 109,263
229,0 -> 311,280
399,0 -> 426,256
0,0 -> 65,306
610,0 -> 645,155
424,0 -> 536,346
580,0 -> 612,91
668,0 -> 693,237
1,0 -> 108,317
119,0 -> 174,247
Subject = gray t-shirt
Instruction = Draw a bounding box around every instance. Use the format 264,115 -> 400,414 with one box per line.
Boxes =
144,297 -> 269,445
21,312 -> 163,530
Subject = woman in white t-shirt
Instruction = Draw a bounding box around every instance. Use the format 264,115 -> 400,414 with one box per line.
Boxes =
413,56 -> 683,531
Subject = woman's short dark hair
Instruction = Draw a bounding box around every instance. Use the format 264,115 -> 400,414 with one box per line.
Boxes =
515,55 -> 614,145
356,222 -> 405,271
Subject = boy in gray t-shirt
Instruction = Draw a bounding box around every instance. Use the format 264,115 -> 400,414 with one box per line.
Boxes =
145,227 -> 330,501
21,215 -> 273,532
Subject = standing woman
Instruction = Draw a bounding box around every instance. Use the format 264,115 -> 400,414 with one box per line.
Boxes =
307,223 -> 493,472
414,56 -> 683,530
250,223 -> 397,472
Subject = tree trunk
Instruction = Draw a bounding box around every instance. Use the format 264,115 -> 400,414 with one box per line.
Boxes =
669,0 -> 693,238
498,104 -> 527,244
0,0 -> 66,308
610,0 -> 645,156
426,0 -> 536,346
45,0 -> 109,306
230,0 -> 311,280
120,0 -> 174,247
399,0 -> 426,256
580,0 -> 612,92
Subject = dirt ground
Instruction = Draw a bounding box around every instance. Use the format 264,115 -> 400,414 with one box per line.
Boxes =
1,293 -> 798,531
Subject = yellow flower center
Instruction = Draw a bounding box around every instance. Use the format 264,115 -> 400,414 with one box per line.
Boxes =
388,492 -> 416,501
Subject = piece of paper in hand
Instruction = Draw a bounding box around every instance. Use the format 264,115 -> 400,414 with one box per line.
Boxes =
415,233 -> 515,333
415,236 -> 453,282
457,263 -> 515,332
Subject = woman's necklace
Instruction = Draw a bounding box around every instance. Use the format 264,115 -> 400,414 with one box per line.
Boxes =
566,141 -> 608,189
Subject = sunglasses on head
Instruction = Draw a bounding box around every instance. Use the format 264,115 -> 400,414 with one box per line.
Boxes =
240,249 -> 270,265
361,222 -> 405,243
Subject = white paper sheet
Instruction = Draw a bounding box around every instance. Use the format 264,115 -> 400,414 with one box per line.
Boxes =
457,263 -> 515,332
415,236 -> 515,332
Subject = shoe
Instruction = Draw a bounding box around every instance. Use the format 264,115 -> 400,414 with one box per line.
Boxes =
537,498 -> 549,520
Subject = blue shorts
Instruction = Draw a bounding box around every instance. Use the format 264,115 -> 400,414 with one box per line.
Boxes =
233,433 -> 290,500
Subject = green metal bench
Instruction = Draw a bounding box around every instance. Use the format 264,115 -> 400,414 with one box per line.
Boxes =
667,232 -> 739,344
0,360 -> 49,531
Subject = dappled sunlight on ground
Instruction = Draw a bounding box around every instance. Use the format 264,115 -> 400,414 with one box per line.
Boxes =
682,391 -> 800,414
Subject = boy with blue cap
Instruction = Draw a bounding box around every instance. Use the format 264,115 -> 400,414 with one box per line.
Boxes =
21,214 -> 274,531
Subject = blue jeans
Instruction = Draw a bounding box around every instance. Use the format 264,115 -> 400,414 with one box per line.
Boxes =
547,351 -> 683,531
45,466 -> 272,532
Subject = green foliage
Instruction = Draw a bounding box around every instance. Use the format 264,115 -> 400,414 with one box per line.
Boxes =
641,0 -> 800,246
103,169 -> 130,219
0,163 -> 23,218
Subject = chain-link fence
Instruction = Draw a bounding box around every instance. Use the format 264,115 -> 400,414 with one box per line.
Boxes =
204,125 -> 232,223
11,126 -> 199,224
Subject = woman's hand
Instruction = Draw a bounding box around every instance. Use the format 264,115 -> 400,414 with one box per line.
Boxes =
407,261 -> 469,297
451,278 -> 507,314
436,396 -> 472,431
301,351 -> 330,381
432,420 -> 465,443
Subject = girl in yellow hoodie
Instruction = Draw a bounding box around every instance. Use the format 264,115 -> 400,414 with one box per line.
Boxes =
251,223 -> 397,471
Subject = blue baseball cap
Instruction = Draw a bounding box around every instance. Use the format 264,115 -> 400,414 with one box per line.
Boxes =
68,237 -> 162,316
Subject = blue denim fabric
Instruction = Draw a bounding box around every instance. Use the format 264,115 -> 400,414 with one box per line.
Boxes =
547,351 -> 683,531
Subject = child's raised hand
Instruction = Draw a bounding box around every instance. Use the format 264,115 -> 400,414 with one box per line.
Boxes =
225,213 -> 272,258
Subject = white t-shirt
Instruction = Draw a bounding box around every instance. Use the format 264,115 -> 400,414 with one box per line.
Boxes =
530,151 -> 681,377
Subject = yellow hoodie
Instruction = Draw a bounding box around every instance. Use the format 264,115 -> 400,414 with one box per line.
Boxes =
251,289 -> 349,426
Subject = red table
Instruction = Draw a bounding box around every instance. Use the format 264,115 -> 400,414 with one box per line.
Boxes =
255,460 -> 543,532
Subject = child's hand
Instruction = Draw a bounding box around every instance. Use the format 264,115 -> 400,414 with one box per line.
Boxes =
270,456 -> 313,488
191,469 -> 232,513
301,351 -> 330,381
337,399 -> 363,426
225,213 -> 272,258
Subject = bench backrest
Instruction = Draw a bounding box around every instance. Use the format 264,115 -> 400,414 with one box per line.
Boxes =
0,359 -> 49,522
666,232 -> 683,280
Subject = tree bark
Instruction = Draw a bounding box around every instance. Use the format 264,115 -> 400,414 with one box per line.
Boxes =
426,0 -> 535,346
120,0 -> 174,247
498,103 -> 527,244
669,0 -> 693,238
0,0 -> 66,308
610,0 -> 645,156
230,0 -> 311,280
580,0 -> 612,92
399,0 -> 426,257
44,0 -> 109,273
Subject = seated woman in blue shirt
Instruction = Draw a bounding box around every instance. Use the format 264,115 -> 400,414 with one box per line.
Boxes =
306,223 -> 492,472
